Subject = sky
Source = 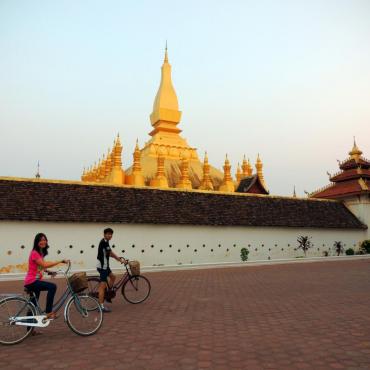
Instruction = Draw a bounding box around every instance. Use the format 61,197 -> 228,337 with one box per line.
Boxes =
0,0 -> 369,196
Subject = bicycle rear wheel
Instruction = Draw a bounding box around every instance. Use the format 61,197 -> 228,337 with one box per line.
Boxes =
121,275 -> 151,304
86,277 -> 100,299
65,295 -> 103,336
0,296 -> 36,345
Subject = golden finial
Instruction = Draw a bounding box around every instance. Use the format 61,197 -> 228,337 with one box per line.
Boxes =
164,40 -> 168,63
349,137 -> 362,160
204,151 -> 208,163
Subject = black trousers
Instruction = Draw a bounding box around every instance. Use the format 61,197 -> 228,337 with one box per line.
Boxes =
25,280 -> 57,313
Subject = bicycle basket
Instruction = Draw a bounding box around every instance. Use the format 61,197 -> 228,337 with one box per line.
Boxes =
68,272 -> 88,293
129,261 -> 140,276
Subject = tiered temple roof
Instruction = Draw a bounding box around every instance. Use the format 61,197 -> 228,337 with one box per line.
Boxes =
311,140 -> 370,199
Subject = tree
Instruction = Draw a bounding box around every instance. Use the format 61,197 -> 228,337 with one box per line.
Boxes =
361,240 -> 370,254
240,247 -> 249,262
334,241 -> 344,256
297,236 -> 312,256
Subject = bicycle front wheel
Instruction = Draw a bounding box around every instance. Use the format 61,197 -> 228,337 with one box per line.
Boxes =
65,295 -> 103,336
121,275 -> 151,304
0,296 -> 36,345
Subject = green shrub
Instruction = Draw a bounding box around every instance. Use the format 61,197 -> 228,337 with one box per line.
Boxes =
240,247 -> 249,262
345,248 -> 354,255
360,240 -> 370,254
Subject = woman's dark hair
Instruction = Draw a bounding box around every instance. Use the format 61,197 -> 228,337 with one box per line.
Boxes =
33,233 -> 49,257
104,228 -> 114,235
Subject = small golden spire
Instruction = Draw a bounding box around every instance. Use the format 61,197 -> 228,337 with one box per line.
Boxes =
255,154 -> 267,190
219,154 -> 234,192
293,185 -> 297,198
131,139 -> 145,186
150,148 -> 169,188
176,153 -> 192,190
241,155 -> 248,178
35,161 -> 41,179
247,158 -> 253,176
105,148 -> 112,178
236,162 -> 242,183
199,151 -> 213,190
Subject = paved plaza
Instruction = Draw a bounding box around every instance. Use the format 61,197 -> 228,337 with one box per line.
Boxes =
1,259 -> 370,370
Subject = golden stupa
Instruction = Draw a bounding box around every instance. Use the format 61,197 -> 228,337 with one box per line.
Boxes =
125,46 -> 223,189
82,46 -> 268,193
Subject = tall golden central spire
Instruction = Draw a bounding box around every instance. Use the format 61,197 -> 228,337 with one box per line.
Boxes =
150,45 -> 182,129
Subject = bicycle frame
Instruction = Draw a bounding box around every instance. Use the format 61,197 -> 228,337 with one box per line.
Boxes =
110,264 -> 132,291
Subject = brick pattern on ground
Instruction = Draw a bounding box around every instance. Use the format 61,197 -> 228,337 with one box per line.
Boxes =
1,259 -> 370,370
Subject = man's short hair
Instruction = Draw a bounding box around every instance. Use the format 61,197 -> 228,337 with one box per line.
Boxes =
104,228 -> 114,235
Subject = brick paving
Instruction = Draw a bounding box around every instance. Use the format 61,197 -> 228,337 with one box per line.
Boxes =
1,259 -> 370,370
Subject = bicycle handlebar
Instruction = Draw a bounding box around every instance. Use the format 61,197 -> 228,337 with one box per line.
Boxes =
56,260 -> 71,276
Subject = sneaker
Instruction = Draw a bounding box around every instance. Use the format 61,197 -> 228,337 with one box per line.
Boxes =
101,306 -> 111,313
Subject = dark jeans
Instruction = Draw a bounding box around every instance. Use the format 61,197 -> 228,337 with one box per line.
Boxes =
25,280 -> 57,313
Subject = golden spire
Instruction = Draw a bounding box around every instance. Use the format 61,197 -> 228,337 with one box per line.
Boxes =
219,154 -> 234,192
109,133 -> 125,184
92,162 -> 98,182
150,45 -> 182,126
150,147 -> 169,188
199,151 -> 214,190
349,137 -> 362,161
81,167 -> 86,182
236,162 -> 242,184
247,158 -> 253,176
255,154 -> 267,189
131,139 -> 145,186
241,155 -> 248,178
99,154 -> 107,182
293,185 -> 297,198
105,148 -> 112,178
176,152 -> 192,190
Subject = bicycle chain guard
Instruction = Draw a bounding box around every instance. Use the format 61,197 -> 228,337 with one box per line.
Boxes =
10,315 -> 51,328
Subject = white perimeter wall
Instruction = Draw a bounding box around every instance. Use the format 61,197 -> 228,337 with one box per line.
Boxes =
345,194 -> 370,239
0,221 -> 366,277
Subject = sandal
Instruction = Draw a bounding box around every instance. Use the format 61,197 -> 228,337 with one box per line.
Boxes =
46,312 -> 58,320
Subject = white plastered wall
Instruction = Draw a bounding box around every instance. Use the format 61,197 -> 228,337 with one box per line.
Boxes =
0,221 -> 366,276
344,194 -> 370,239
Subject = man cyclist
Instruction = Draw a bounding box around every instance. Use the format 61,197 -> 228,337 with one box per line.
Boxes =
97,228 -> 127,312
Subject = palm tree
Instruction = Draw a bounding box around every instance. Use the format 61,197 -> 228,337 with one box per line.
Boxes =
297,236 -> 312,257
334,241 -> 344,256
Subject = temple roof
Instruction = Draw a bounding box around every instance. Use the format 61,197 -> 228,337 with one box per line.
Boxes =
311,140 -> 370,199
310,179 -> 368,199
0,178 -> 366,229
235,175 -> 269,195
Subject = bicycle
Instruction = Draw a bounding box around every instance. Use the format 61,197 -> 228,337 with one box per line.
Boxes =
0,262 -> 103,345
86,259 -> 151,304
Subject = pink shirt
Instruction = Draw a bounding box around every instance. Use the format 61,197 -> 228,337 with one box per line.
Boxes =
24,250 -> 43,285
